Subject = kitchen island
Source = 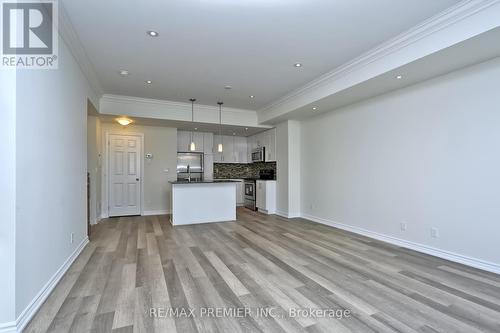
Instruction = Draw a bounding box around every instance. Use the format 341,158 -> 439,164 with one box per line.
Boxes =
169,180 -> 238,225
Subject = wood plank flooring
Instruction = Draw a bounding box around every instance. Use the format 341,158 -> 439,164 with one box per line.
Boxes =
25,208 -> 500,332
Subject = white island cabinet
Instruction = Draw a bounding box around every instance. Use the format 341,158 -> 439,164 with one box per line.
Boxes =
170,180 -> 237,225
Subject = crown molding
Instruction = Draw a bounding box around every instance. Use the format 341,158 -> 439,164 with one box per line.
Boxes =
100,94 -> 257,115
259,0 -> 500,115
58,1 -> 103,104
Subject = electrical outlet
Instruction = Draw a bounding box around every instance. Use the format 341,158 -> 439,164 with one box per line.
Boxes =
70,232 -> 74,244
431,228 -> 439,238
400,222 -> 407,231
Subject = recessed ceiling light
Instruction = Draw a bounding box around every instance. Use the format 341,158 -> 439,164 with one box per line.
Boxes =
249,95 -> 255,98
194,127 -> 198,130
294,63 -> 302,67
312,107 -> 317,111
119,70 -> 129,76
224,85 -> 232,90
396,75 -> 403,79
147,30 -> 159,37
233,132 -> 236,136
245,127 -> 248,130
145,80 -> 152,84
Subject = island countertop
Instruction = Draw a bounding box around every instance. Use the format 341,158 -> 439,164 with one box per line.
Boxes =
169,180 -> 240,184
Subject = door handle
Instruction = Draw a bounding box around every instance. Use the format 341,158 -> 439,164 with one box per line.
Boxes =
136,178 -> 140,181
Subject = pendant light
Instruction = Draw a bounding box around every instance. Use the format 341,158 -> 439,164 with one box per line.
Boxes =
189,98 -> 196,151
217,101 -> 223,152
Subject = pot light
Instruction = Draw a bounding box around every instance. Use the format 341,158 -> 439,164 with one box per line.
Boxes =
312,107 -> 317,111
249,95 -> 255,98
147,30 -> 159,37
119,70 -> 129,76
294,63 -> 302,67
145,80 -> 152,84
224,85 -> 232,90
117,118 -> 132,126
396,75 -> 403,79
245,127 -> 248,131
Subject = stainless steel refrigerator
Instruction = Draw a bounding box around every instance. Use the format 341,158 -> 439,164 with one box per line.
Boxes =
177,152 -> 204,181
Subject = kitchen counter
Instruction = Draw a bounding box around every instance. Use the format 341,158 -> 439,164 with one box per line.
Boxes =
170,181 -> 237,225
169,180 -> 240,184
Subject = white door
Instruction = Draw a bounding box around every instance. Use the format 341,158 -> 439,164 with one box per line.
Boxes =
108,134 -> 142,216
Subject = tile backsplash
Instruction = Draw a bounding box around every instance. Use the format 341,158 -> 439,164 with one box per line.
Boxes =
214,162 -> 276,179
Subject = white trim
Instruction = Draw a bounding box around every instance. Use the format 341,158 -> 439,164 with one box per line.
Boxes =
259,0 -> 500,121
302,213 -> 500,275
100,94 -> 257,116
103,132 -> 145,218
142,210 -> 171,216
0,322 -> 16,333
58,3 -> 103,102
275,210 -> 290,218
14,237 -> 89,332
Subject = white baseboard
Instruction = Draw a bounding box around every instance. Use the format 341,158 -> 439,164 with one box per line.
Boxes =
0,322 -> 16,333
142,210 -> 170,216
14,237 -> 89,332
275,210 -> 290,218
302,213 -> 500,275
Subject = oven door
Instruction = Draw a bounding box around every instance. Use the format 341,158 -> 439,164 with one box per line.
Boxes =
244,182 -> 255,199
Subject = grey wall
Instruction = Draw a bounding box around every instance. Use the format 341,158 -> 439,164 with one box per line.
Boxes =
99,123 -> 178,215
0,69 -> 16,324
15,33 -> 97,317
87,115 -> 102,224
301,57 -> 500,267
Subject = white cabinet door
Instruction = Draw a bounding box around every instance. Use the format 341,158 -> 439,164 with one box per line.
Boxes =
234,136 -> 247,163
267,128 -> 276,162
204,154 -> 213,180
247,135 -> 254,161
177,131 -> 191,152
193,132 -> 204,152
203,132 -> 213,154
223,135 -> 235,163
256,180 -> 266,209
236,181 -> 244,205
213,135 -> 223,162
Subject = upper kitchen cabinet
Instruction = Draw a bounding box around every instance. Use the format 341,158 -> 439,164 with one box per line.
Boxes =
177,131 -> 190,152
234,136 -> 248,163
222,135 -> 235,163
213,135 -> 248,163
266,128 -> 276,162
177,130 -> 204,152
203,132 -> 213,154
247,128 -> 276,162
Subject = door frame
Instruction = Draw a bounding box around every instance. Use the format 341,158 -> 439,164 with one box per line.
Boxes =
102,131 -> 145,218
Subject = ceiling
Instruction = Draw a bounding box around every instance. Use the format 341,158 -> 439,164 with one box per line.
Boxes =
63,0 -> 459,111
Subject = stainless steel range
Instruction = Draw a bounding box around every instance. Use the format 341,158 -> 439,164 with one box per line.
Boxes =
244,180 -> 256,211
244,169 -> 275,211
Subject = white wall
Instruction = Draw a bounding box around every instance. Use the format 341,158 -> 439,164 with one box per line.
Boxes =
15,32 -> 97,322
301,57 -> 500,269
276,120 -> 301,218
0,69 -> 17,325
276,122 -> 289,215
99,123 -> 178,216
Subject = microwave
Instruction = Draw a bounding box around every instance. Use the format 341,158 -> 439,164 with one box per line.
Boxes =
251,147 -> 265,163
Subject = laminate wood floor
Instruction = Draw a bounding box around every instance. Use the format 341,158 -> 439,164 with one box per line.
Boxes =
26,208 -> 500,332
